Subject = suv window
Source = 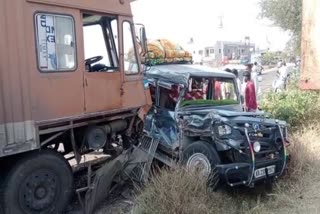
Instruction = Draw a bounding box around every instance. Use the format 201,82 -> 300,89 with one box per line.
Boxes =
157,83 -> 181,111
182,77 -> 239,107
35,13 -> 76,72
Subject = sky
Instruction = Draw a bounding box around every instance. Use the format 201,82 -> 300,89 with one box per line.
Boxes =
131,0 -> 290,51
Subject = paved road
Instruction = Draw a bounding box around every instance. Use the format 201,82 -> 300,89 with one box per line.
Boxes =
259,67 -> 277,94
258,64 -> 296,95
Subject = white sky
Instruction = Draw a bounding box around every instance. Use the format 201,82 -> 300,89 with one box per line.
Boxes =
131,0 -> 290,51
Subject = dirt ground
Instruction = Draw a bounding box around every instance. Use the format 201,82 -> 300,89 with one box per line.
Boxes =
65,184 -> 135,214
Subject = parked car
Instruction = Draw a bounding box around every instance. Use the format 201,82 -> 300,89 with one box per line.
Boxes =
144,64 -> 289,188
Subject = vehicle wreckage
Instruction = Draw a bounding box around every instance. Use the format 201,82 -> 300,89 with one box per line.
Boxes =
77,45 -> 291,213
143,64 -> 290,188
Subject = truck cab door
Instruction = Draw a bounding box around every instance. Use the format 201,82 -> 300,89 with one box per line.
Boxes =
82,14 -> 121,113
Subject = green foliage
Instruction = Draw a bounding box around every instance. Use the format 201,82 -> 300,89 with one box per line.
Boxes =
260,52 -> 280,65
260,89 -> 320,128
259,0 -> 302,54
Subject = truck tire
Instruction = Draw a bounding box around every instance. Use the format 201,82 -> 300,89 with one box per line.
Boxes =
1,150 -> 74,214
182,141 -> 221,189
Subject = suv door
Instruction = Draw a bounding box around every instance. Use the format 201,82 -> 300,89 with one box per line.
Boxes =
152,84 -> 179,153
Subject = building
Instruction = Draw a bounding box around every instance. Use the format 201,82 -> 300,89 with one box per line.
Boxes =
185,39 -> 256,66
204,41 -> 255,61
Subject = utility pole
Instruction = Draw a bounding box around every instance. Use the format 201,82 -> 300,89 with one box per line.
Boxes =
300,0 -> 320,90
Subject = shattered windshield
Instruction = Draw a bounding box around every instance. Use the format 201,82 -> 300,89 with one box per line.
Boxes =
181,76 -> 240,107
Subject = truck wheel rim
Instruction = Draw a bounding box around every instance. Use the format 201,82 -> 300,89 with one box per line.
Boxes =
186,153 -> 211,177
19,169 -> 59,212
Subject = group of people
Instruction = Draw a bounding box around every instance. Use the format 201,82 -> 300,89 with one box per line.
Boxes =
225,62 -> 261,112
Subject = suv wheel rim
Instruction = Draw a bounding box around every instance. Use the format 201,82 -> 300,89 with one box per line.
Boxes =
186,153 -> 211,177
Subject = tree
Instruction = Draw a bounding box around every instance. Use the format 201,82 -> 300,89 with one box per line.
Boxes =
259,0 -> 302,53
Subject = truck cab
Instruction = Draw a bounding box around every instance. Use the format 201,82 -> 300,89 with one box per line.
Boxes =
0,0 -> 151,213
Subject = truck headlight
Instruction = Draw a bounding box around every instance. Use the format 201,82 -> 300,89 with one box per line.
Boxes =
217,125 -> 232,136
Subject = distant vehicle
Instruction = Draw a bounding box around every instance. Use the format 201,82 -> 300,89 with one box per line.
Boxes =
240,56 -> 250,65
144,64 -> 290,189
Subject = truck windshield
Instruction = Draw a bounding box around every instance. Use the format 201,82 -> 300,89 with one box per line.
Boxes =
181,77 -> 240,107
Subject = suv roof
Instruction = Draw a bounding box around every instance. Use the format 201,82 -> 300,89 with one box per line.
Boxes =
146,64 -> 235,85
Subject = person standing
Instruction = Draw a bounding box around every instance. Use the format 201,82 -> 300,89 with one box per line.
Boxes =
278,62 -> 289,89
232,69 -> 242,101
232,69 -> 241,93
251,62 -> 259,99
243,71 -> 257,112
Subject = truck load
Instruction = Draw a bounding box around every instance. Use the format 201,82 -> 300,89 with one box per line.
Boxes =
139,39 -> 193,65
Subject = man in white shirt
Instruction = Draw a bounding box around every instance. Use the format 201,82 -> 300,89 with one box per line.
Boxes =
251,62 -> 260,99
278,62 -> 289,88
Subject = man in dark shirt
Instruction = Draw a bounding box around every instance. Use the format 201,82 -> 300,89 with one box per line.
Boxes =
243,71 -> 257,112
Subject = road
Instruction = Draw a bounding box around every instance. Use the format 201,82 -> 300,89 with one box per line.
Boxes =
259,63 -> 297,95
259,67 -> 277,94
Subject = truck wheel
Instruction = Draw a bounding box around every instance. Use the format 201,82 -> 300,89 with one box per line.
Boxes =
182,141 -> 221,189
1,150 -> 73,214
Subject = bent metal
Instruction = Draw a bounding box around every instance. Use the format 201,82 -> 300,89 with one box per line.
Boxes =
142,64 -> 290,189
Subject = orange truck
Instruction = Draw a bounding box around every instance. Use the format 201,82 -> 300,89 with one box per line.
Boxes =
0,0 -> 151,213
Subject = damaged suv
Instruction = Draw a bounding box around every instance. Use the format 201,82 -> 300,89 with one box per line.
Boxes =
144,64 -> 289,188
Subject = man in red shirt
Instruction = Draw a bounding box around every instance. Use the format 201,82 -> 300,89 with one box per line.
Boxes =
243,71 -> 257,112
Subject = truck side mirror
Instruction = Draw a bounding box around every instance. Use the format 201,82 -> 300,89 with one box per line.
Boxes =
140,27 -> 147,54
135,24 -> 148,56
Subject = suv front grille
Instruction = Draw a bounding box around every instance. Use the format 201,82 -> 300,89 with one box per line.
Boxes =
236,122 -> 283,164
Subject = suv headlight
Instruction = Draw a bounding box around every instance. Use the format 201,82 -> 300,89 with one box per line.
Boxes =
217,125 -> 232,136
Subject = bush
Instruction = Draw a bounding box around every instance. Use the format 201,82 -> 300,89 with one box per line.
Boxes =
260,88 -> 320,128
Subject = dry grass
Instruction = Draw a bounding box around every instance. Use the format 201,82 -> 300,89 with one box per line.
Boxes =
134,166 -> 236,214
134,124 -> 320,214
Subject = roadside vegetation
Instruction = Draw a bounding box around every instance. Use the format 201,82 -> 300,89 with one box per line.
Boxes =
260,76 -> 320,128
134,78 -> 320,214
